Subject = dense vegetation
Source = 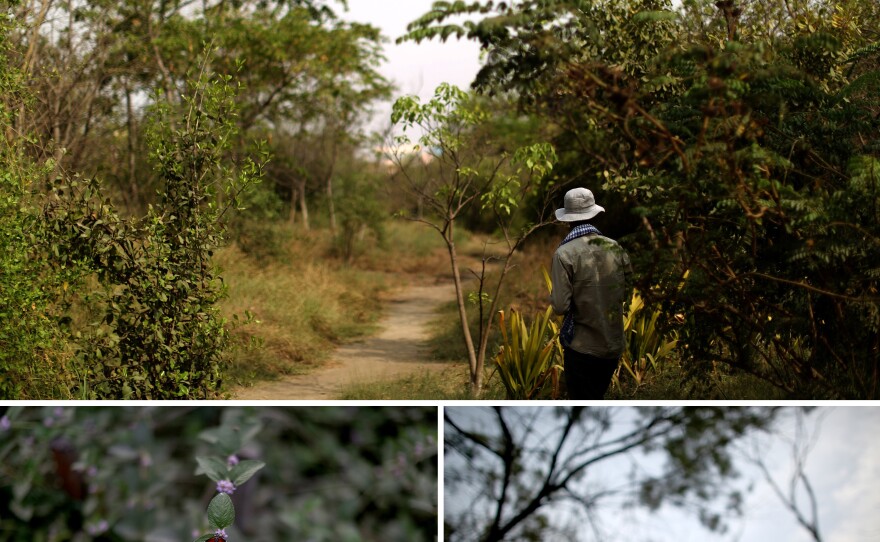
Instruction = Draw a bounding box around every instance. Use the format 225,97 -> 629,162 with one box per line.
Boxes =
404,0 -> 880,398
2,0 -> 878,398
0,0 -> 393,398
0,405 -> 437,541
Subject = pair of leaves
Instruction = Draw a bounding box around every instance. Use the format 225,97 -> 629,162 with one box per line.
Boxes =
196,456 -> 265,486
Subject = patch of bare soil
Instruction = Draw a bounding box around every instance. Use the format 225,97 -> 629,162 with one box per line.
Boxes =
232,278 -> 455,400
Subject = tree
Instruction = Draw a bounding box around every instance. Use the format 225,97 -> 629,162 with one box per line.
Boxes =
390,83 -> 558,395
5,0 -> 389,224
197,4 -> 390,231
444,406 -> 779,542
404,0 -> 880,398
744,408 -> 826,542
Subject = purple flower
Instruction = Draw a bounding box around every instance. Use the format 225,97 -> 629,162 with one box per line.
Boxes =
87,465 -> 98,478
216,479 -> 236,495
42,416 -> 54,428
0,416 -> 10,431
226,454 -> 239,466
85,519 -> 109,536
214,528 -> 229,540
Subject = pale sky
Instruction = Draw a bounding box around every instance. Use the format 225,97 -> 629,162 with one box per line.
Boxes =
444,407 -> 880,542
339,0 -> 483,133
737,407 -> 880,542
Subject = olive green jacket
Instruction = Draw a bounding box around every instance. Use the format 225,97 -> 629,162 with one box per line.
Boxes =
549,234 -> 633,358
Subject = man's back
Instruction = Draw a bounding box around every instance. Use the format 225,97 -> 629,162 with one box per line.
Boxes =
549,234 -> 632,358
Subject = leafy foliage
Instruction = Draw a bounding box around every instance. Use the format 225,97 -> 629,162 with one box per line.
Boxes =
616,289 -> 679,388
391,83 -> 559,394
406,0 -> 880,398
0,10 -> 79,398
191,429 -> 264,542
41,60 -> 264,399
493,306 -> 563,399
330,164 -> 388,263
0,406 -> 437,542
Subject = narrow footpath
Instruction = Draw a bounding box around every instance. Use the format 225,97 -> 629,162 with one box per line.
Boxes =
233,280 -> 455,400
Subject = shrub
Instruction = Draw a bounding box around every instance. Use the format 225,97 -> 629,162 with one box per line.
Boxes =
0,12 -> 79,398
493,306 -> 564,400
0,406 -> 437,542
615,290 -> 679,388
43,61 -> 264,398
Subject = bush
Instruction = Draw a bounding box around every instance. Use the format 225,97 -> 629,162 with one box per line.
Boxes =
493,307 -> 563,399
227,169 -> 290,263
0,406 -> 437,542
42,62 -> 264,399
331,168 -> 387,263
0,13 -> 79,398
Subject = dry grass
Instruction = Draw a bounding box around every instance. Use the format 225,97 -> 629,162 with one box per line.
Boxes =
216,228 -> 388,387
216,219 -> 468,390
356,220 -> 465,277
339,364 -> 508,400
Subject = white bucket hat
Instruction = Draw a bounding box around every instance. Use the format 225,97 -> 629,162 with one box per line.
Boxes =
555,187 -> 605,222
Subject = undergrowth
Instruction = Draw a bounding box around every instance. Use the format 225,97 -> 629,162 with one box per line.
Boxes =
217,228 -> 387,388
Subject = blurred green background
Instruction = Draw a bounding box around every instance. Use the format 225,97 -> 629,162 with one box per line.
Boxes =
0,406 -> 437,542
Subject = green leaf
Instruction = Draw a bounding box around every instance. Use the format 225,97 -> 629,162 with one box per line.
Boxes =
207,492 -> 235,530
230,459 -> 265,486
195,456 -> 228,482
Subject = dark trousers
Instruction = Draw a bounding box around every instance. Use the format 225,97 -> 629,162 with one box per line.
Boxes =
563,347 -> 619,400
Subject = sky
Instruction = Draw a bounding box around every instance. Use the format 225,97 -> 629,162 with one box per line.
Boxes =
444,406 -> 880,542
736,407 -> 880,542
338,0 -> 483,134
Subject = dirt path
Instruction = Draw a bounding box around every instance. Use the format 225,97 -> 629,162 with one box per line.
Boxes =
233,279 -> 456,400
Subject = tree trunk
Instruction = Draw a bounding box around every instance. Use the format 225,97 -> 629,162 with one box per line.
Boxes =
446,220 -> 480,394
298,179 -> 310,231
477,257 -> 513,383
125,82 -> 140,209
288,179 -> 298,225
327,175 -> 336,233
324,134 -> 339,234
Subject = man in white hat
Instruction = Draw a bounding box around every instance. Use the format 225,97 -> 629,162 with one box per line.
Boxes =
549,187 -> 632,399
